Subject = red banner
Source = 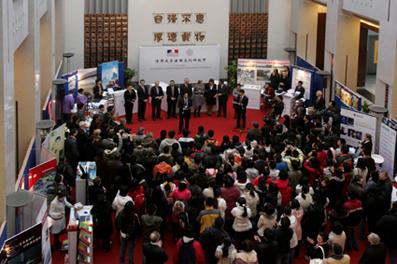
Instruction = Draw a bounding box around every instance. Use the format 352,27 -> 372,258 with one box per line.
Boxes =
28,159 -> 57,189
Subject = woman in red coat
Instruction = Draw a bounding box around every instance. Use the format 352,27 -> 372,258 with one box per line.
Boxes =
303,156 -> 322,186
274,170 -> 293,207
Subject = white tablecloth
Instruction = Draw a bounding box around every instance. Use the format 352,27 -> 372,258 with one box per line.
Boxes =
243,84 -> 261,110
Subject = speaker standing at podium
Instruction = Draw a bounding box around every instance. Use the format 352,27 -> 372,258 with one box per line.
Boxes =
178,92 -> 192,133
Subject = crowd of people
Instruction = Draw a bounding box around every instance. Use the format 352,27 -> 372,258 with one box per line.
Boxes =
51,77 -> 397,264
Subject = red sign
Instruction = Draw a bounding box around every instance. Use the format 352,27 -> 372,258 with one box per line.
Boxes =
28,159 -> 57,189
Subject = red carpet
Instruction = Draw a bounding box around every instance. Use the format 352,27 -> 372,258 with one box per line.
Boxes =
123,97 -> 266,141
52,98 -> 369,263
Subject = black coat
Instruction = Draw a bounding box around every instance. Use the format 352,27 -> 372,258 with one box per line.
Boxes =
179,84 -> 193,97
205,84 -> 217,105
359,243 -> 387,264
177,97 -> 193,112
150,85 -> 164,100
65,136 -> 80,163
376,213 -> 397,249
217,84 -> 228,100
91,200 -> 113,238
124,89 -> 136,106
142,243 -> 168,264
137,84 -> 149,102
166,85 -> 179,102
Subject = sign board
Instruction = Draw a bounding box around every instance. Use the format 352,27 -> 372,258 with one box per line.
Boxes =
41,123 -> 66,163
237,59 -> 290,86
379,118 -> 397,178
340,108 -> 377,149
101,61 -> 121,89
0,223 -> 42,263
291,66 -> 312,99
28,159 -> 57,189
335,81 -> 362,111
139,45 -> 220,84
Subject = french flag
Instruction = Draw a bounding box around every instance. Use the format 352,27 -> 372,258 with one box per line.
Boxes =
167,49 -> 179,56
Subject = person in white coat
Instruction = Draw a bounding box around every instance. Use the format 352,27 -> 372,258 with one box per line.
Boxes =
48,189 -> 72,249
112,185 -> 133,217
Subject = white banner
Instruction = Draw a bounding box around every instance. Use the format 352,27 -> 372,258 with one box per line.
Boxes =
379,122 -> 397,177
340,108 -> 377,149
291,67 -> 312,99
139,45 -> 220,84
237,59 -> 290,86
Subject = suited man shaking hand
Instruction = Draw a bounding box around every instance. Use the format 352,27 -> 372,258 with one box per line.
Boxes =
150,80 -> 164,120
177,92 -> 192,134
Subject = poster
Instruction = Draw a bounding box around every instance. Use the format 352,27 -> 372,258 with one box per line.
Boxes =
237,59 -> 290,86
0,223 -> 42,264
28,159 -> 57,190
41,123 -> 66,163
340,108 -> 377,149
139,45 -> 220,84
291,67 -> 312,99
101,61 -> 120,89
379,119 -> 397,178
335,81 -> 362,111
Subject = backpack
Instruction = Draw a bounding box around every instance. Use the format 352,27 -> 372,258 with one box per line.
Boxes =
178,240 -> 196,264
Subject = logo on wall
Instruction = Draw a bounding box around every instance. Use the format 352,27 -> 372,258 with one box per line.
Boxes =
167,49 -> 179,57
152,13 -> 207,44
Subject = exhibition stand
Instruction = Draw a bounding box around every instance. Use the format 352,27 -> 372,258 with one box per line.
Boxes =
379,118 -> 397,178
293,57 -> 326,105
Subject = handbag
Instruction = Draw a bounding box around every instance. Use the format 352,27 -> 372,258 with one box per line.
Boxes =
309,245 -> 325,264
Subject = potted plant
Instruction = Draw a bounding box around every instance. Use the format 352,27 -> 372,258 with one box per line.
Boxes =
225,60 -> 238,90
124,67 -> 136,85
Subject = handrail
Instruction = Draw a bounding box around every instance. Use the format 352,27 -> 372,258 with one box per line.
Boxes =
15,136 -> 35,192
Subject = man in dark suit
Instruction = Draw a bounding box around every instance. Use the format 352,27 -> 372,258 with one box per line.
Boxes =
123,84 -> 136,124
166,80 -> 179,118
150,81 -> 164,120
177,92 -> 193,133
204,79 -> 217,116
246,121 -> 262,143
137,79 -> 148,121
217,80 -> 228,117
236,89 -> 249,130
179,78 -> 193,98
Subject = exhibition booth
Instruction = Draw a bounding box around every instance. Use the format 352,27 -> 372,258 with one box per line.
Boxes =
334,81 -> 397,178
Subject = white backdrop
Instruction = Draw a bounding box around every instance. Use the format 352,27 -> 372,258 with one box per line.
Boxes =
139,45 -> 220,84
379,122 -> 397,177
340,108 -> 377,149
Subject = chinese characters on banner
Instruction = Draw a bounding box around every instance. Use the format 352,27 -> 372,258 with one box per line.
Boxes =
152,13 -> 207,44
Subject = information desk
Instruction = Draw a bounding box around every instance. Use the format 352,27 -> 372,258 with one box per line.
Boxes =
276,90 -> 303,117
